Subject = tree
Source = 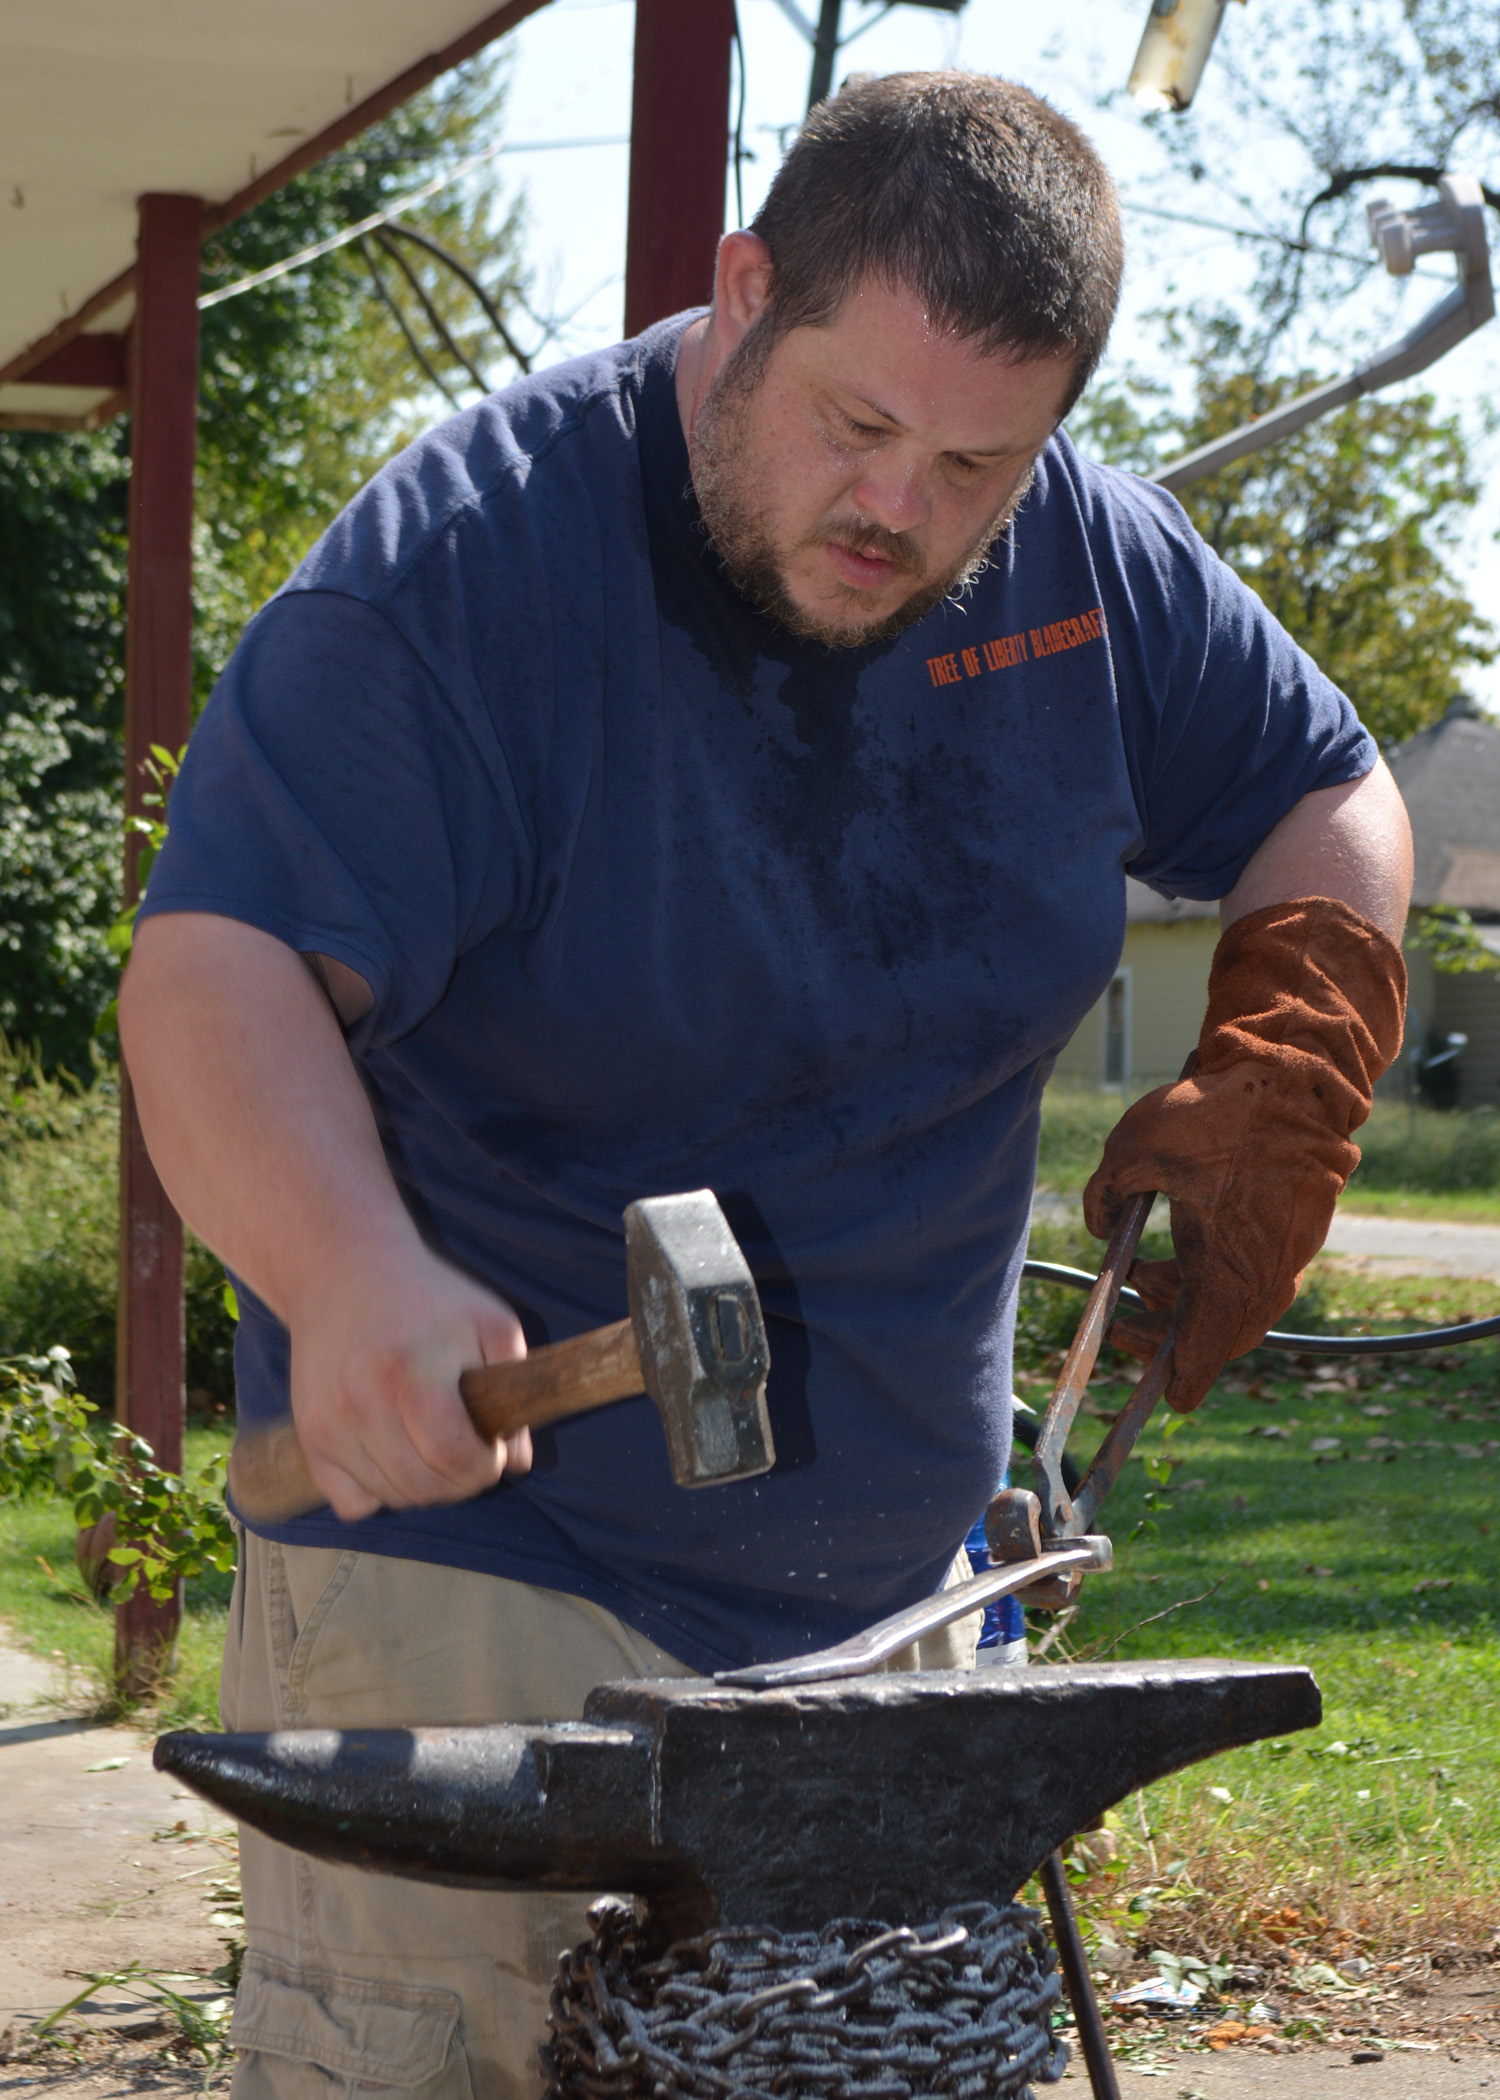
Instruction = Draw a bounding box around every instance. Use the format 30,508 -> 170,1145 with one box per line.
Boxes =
1073,317 -> 1495,744
1112,0 -> 1500,362
0,433 -> 128,1071
194,54 -> 531,638
0,56 -> 531,1070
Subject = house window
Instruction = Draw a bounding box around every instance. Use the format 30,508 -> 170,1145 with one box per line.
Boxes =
1103,970 -> 1131,1088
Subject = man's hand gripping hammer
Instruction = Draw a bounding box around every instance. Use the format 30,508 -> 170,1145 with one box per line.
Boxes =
227,1190 -> 776,1524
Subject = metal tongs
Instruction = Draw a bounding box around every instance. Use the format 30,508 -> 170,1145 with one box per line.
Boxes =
718,1190 -> 1170,1689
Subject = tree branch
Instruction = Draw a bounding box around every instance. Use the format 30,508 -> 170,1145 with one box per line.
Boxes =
382,222 -> 534,376
373,230 -> 490,396
356,237 -> 463,411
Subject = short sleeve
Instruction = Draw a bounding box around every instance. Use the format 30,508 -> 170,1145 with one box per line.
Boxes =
1095,472 -> 1377,901
138,588 -> 533,1048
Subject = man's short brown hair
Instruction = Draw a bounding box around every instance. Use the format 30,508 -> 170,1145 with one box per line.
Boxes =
749,72 -> 1123,415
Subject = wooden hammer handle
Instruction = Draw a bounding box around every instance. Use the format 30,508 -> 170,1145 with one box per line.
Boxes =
226,1318 -> 643,1527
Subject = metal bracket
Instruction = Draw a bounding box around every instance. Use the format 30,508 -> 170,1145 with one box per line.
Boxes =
1156,172 -> 1494,492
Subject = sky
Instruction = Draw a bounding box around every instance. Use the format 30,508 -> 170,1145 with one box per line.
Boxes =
471,0 -> 1500,707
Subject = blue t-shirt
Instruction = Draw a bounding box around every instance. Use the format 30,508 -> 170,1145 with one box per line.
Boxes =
141,314 -> 1374,1673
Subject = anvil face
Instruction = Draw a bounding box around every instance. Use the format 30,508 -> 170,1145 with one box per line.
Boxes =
156,1658 -> 1318,1935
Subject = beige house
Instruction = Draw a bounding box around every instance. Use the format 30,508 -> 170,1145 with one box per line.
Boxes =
1050,881 -> 1219,1092
1386,696 -> 1500,1109
1052,696 -> 1500,1104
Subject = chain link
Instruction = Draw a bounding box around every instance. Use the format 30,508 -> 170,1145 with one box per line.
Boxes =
542,1896 -> 1067,2100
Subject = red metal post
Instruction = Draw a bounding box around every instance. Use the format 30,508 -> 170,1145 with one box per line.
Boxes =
116,192 -> 201,1699
624,0 -> 737,337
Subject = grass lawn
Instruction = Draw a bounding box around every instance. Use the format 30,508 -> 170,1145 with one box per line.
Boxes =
0,1417 -> 235,1732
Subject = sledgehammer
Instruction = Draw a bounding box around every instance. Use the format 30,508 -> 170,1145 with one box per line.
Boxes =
227,1189 -> 775,1524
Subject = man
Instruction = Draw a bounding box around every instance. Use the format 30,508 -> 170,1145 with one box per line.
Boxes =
121,71 -> 1410,2100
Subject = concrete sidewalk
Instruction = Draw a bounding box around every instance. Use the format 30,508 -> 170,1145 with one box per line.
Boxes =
1034,1193 -> 1500,1283
1323,1210 -> 1500,1282
0,1629 -> 234,2050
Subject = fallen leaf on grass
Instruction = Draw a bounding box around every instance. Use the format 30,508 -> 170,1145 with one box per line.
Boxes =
1304,1564 -> 1335,1579
1246,1425 -> 1292,1440
1309,1437 -> 1343,1452
1413,1577 -> 1454,1593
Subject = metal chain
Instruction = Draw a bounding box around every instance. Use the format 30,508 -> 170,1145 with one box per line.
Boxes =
542,1896 -> 1068,2100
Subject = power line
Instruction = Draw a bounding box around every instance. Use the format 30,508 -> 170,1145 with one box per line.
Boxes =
1122,195 -> 1372,265
199,135 -> 629,310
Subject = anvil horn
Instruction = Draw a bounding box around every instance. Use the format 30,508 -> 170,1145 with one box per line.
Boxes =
156,1659 -> 1318,1934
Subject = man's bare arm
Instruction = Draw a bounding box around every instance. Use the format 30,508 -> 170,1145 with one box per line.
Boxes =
1220,758 -> 1413,942
119,913 -> 530,1520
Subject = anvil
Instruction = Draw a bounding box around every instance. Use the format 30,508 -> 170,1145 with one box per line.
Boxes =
157,1658 -> 1318,1937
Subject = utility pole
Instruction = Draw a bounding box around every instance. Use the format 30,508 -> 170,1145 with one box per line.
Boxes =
807,0 -> 844,110
799,0 -> 967,117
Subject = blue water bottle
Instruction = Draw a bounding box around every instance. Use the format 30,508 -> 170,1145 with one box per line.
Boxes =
965,1466 -> 1028,1667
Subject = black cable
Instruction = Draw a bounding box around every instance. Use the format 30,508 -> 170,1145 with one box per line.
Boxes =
1021,1259 -> 1500,1357
731,6 -> 748,229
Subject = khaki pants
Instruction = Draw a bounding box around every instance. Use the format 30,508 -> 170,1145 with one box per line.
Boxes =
220,1531 -> 979,2100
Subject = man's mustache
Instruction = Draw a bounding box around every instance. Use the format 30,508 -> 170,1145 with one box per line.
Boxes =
811,513 -> 926,578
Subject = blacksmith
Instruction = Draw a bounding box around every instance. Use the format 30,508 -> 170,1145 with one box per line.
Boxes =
120,71 -> 1411,2100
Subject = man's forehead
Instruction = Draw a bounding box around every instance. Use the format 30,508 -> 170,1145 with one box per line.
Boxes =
778,278 -> 1073,449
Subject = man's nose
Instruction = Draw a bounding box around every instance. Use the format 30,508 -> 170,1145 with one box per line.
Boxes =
851,460 -> 931,536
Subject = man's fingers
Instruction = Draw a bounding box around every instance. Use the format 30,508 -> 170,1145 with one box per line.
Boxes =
1127,1256 -> 1180,1312
1106,1307 -> 1170,1362
503,1427 -> 533,1477
308,1452 -> 385,1523
1081,1169 -> 1125,1241
1164,1362 -> 1214,1414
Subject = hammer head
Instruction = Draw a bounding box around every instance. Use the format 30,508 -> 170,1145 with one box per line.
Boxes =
624,1191 -> 774,1487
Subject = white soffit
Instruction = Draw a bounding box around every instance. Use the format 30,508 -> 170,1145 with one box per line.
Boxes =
0,2 -> 528,384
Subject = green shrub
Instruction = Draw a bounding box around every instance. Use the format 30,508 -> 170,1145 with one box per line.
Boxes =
0,1346 -> 234,1604
0,1033 -> 236,1410
1352,1100 -> 1500,1194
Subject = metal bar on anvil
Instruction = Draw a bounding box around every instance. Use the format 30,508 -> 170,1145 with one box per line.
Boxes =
157,1658 -> 1319,1936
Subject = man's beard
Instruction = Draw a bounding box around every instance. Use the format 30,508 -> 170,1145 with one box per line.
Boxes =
689,336 -> 1034,650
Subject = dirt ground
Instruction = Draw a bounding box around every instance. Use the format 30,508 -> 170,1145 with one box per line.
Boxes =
2,1623 -> 1497,2097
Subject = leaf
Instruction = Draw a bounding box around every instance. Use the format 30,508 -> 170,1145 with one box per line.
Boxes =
85,1755 -> 130,1772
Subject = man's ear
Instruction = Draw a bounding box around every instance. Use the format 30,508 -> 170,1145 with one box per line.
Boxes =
711,231 -> 774,351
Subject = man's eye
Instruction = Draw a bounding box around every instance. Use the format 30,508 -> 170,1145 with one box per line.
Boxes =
839,412 -> 884,440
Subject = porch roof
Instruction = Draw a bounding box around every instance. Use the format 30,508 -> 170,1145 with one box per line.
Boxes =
0,0 -> 548,428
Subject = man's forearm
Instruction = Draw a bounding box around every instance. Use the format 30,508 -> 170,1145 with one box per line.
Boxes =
120,913 -> 530,1516
120,913 -> 418,1329
1220,759 -> 1412,944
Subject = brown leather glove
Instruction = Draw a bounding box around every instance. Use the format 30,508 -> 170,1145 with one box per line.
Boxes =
1082,897 -> 1406,1412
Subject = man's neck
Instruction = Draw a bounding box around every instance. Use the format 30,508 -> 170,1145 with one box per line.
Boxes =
673,313 -> 714,453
